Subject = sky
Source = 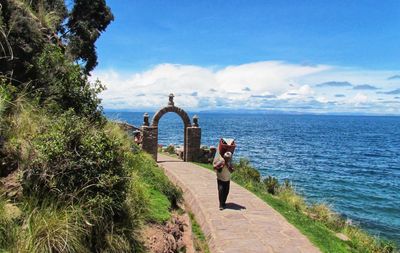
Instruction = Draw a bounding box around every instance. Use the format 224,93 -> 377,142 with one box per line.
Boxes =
92,0 -> 400,115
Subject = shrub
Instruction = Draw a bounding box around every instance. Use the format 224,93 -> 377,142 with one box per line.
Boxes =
34,46 -> 105,120
164,145 -> 175,154
3,107 -> 129,213
232,158 -> 261,184
307,203 -> 345,231
263,176 -> 280,195
277,185 -> 306,212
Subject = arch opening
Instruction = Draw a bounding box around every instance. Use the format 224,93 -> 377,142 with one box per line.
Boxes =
157,112 -> 185,157
141,94 -> 201,162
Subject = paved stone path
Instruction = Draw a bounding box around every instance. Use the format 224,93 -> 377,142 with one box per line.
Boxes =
158,154 -> 321,253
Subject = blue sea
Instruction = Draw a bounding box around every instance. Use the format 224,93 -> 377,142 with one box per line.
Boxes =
105,111 -> 400,244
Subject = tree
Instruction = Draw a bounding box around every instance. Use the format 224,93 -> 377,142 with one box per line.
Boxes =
0,0 -> 113,118
0,0 -> 113,80
66,0 -> 114,74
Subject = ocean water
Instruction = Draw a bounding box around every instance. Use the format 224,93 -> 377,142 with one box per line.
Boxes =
105,111 -> 400,243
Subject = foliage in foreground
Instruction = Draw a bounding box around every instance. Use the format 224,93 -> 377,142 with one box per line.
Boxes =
196,159 -> 397,253
0,1 -> 184,252
0,103 -> 182,252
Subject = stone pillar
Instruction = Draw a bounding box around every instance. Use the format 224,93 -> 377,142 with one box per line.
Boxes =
186,126 -> 201,162
141,113 -> 158,160
141,126 -> 158,160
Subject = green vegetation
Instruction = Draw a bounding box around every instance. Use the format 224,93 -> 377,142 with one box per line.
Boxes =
126,151 -> 182,207
146,188 -> 172,224
0,103 -> 182,252
195,159 -> 397,253
188,212 -> 210,253
164,145 -> 176,154
0,1 -> 182,252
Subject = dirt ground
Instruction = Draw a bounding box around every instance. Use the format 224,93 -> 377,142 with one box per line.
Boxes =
142,211 -> 195,253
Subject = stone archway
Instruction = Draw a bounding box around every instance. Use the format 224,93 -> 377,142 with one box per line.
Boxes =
141,94 -> 201,162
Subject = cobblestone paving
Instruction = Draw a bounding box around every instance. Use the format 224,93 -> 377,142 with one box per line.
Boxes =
158,154 -> 321,253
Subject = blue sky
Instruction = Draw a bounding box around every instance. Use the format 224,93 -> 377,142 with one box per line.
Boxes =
93,1 -> 400,114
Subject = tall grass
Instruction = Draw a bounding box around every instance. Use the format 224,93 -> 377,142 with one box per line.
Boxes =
18,201 -> 90,253
0,197 -> 18,250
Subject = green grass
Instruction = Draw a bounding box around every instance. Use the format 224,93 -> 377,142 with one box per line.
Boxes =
146,188 -> 171,224
188,212 -> 210,253
194,162 -> 397,253
126,152 -> 182,207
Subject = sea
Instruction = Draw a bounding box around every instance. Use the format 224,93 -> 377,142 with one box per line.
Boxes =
105,111 -> 400,244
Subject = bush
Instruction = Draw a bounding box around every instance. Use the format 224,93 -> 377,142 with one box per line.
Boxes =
164,145 -> 175,154
34,46 -> 105,120
277,185 -> 306,212
232,158 -> 261,184
3,107 -> 129,213
307,203 -> 345,231
263,176 -> 280,195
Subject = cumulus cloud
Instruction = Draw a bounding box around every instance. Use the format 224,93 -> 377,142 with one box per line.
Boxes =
93,61 -> 328,110
92,61 -> 400,114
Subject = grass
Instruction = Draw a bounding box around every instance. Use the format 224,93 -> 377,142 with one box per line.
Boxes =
126,151 -> 182,207
194,161 -> 398,253
146,188 -> 171,224
188,212 -> 210,253
0,197 -> 18,250
19,203 -> 90,253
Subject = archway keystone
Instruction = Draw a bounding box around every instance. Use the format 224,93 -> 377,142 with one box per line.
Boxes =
141,94 -> 201,162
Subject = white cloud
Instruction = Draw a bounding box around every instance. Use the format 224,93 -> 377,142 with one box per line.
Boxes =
278,85 -> 315,100
92,61 -> 400,115
349,93 -> 369,105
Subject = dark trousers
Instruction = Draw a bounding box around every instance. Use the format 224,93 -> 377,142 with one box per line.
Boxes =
217,179 -> 230,207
